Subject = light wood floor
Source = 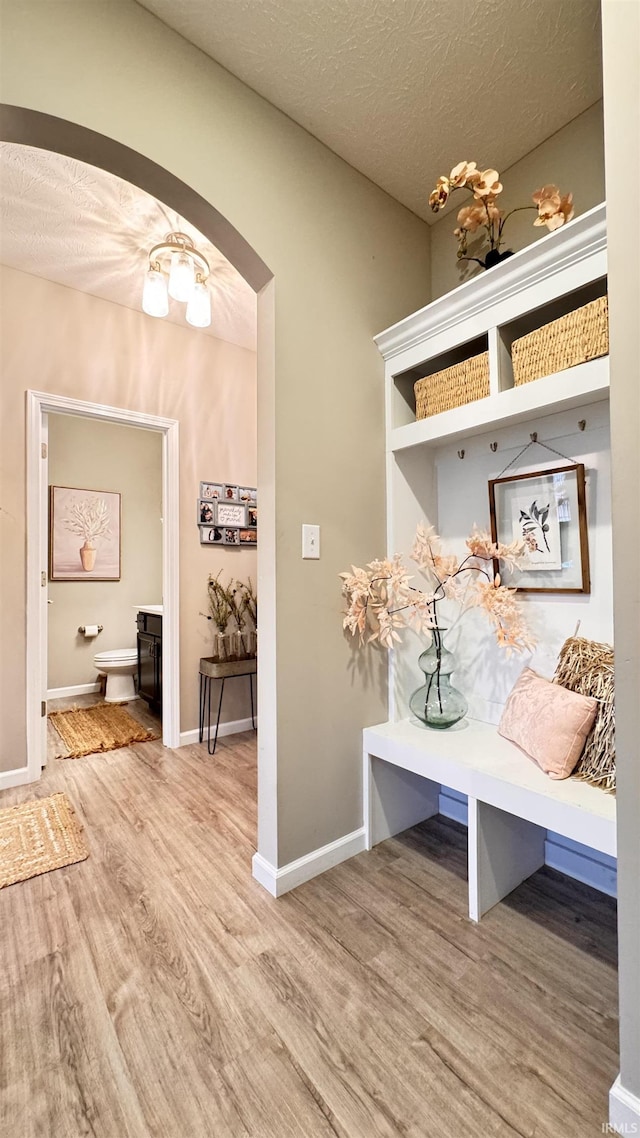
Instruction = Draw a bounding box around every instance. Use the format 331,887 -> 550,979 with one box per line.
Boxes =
1,731 -> 618,1137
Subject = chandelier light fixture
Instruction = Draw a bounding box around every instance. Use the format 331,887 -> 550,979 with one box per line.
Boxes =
142,231 -> 212,328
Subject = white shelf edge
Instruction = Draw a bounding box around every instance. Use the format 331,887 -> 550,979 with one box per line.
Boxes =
389,357 -> 609,452
375,203 -> 607,362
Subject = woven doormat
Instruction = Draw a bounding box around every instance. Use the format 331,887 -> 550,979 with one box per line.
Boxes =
49,703 -> 160,759
0,792 -> 89,889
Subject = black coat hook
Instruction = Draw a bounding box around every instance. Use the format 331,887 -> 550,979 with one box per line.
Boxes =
457,449 -> 465,460
490,441 -> 498,452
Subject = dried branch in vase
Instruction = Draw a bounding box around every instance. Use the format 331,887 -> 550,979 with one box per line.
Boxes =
200,572 -> 257,661
340,523 -> 535,656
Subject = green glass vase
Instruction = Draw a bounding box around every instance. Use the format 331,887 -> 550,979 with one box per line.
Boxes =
409,634 -> 468,730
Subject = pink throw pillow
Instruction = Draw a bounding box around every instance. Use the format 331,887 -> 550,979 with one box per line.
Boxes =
498,667 -> 598,780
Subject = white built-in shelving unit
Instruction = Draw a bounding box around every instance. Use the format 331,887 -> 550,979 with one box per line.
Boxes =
364,203 -> 616,918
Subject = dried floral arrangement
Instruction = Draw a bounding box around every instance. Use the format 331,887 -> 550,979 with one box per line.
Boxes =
428,161 -> 574,270
63,497 -> 111,542
202,572 -> 257,661
341,523 -> 534,655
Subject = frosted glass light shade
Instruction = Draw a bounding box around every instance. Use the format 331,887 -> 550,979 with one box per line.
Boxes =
186,279 -> 212,328
142,267 -> 169,318
169,250 -> 194,301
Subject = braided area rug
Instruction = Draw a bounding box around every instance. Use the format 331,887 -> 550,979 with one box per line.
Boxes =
49,702 -> 160,759
0,792 -> 88,889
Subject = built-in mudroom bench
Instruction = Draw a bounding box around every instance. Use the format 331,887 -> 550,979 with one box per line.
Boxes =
366,203 -> 616,916
364,718 -> 616,921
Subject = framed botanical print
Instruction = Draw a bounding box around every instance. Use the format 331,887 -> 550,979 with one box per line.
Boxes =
488,463 -> 590,593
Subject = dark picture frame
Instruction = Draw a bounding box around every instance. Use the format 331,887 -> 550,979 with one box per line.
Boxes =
488,463 -> 590,594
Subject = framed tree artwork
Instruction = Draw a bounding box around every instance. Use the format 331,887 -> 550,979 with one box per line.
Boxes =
49,485 -> 121,581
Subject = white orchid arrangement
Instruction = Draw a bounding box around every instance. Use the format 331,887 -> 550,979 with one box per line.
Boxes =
341,523 -> 535,657
63,497 -> 111,543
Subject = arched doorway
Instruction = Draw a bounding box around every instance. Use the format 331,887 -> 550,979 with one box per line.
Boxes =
0,103 -> 277,870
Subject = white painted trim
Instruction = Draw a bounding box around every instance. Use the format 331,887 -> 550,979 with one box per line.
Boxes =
255,278 -> 278,869
28,390 -> 179,431
161,420 -> 180,750
26,391 -> 180,779
252,827 -> 367,897
26,389 -> 46,784
375,204 -> 607,360
47,683 -> 101,700
179,717 -> 258,748
0,767 -> 32,791
609,1076 -> 640,1132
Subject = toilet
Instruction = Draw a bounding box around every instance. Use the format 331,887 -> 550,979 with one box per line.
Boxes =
94,648 -> 138,703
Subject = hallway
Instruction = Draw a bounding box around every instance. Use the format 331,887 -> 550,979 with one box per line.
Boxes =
0,734 -> 618,1137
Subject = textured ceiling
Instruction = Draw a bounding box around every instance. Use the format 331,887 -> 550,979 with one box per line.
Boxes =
138,0 -> 602,223
0,144 -> 257,350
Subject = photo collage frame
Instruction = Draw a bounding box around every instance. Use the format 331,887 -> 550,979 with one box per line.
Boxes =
198,482 -> 257,546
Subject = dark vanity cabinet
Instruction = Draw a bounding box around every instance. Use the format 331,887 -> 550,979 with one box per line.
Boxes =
137,611 -> 162,714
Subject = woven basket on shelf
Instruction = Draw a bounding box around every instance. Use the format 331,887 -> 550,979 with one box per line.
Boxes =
512,294 -> 609,387
414,351 -> 490,420
553,635 -> 615,793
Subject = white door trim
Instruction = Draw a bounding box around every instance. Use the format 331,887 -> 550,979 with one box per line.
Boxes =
6,390 -> 181,789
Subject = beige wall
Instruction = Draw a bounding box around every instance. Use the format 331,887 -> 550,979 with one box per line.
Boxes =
47,414 -> 162,690
429,101 -> 605,299
0,0 -> 430,858
602,0 -> 640,1106
0,264 -> 257,769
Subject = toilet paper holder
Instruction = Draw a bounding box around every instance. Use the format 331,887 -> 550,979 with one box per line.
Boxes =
78,624 -> 103,635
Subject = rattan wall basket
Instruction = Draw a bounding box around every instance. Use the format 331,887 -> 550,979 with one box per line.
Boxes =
414,351 -> 490,420
512,294 -> 609,387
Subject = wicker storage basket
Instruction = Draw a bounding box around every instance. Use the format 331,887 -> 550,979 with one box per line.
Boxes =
512,295 -> 608,387
414,351 -> 490,419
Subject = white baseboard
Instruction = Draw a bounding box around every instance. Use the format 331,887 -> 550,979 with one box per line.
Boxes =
179,716 -> 257,748
438,789 -> 616,897
47,682 -> 101,700
0,766 -> 37,791
609,1076 -> 640,1131
439,789 -> 468,825
252,827 -> 367,897
545,834 -> 617,897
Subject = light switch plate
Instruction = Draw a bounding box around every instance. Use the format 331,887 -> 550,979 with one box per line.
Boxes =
302,524 -> 320,559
